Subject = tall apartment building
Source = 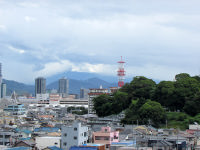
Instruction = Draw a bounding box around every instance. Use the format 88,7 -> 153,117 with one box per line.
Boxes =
58,77 -> 69,98
1,83 -> 6,98
35,77 -> 46,96
80,88 -> 89,99
88,86 -> 109,114
61,121 -> 88,150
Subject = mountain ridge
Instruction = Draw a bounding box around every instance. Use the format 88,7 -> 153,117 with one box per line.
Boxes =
3,77 -> 118,96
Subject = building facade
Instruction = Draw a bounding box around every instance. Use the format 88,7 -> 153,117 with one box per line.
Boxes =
0,129 -> 16,146
58,77 -> 69,98
80,88 -> 89,100
4,104 -> 26,115
61,121 -> 88,150
1,83 -> 6,98
93,126 -> 119,149
88,87 -> 109,114
35,77 -> 46,96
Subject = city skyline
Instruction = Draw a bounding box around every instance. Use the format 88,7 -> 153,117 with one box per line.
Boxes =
0,0 -> 200,84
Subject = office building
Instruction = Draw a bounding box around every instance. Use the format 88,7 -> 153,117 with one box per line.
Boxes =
61,121 -> 88,150
35,77 -> 46,96
58,77 -> 69,98
80,88 -> 89,99
1,83 -> 6,98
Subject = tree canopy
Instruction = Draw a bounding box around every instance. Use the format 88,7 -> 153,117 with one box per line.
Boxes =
92,73 -> 200,127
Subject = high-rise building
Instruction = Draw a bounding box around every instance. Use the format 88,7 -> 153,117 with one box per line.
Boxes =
58,77 -> 69,98
1,83 -> 6,98
35,77 -> 46,96
80,88 -> 89,99
0,63 -> 2,99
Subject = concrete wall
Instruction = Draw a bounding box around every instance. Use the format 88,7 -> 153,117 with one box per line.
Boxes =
35,136 -> 61,149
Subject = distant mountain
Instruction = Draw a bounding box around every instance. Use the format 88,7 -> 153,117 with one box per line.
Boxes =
47,77 -> 117,95
3,79 -> 34,96
3,77 -> 117,96
46,71 -> 119,84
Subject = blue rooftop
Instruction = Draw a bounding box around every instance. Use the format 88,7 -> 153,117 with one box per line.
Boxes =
47,146 -> 63,150
14,129 -> 32,134
70,146 -> 97,150
34,127 -> 60,132
6,147 -> 31,150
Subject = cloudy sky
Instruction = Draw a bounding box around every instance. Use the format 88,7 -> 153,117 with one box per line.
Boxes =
0,0 -> 200,84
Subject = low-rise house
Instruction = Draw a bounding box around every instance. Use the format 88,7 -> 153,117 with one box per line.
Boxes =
93,126 -> 119,149
61,121 -> 88,150
13,139 -> 36,149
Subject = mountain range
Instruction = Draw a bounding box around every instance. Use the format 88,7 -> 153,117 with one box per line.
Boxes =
3,77 -> 118,96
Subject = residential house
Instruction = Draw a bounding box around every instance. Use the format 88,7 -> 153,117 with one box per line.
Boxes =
61,121 -> 88,150
93,126 -> 119,149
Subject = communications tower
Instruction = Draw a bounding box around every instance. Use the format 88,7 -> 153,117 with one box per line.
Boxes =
117,56 -> 125,88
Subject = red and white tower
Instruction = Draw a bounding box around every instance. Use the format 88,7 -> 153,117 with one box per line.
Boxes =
117,56 -> 125,88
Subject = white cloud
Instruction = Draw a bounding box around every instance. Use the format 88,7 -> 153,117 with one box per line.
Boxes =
8,45 -> 26,54
34,60 -> 116,78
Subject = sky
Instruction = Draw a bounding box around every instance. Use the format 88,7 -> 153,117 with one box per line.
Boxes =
0,0 -> 200,84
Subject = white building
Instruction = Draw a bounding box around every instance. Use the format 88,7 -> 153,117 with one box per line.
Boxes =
88,87 -> 109,114
36,93 -> 49,104
61,121 -> 88,150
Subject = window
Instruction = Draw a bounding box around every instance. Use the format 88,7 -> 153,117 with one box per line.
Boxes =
105,129 -> 107,132
74,136 -> 77,140
84,132 -> 87,137
64,133 -> 67,137
104,137 -> 109,140
74,128 -> 77,131
95,136 -> 101,140
63,142 -> 67,146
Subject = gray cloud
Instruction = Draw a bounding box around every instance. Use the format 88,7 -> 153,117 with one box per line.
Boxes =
0,0 -> 200,83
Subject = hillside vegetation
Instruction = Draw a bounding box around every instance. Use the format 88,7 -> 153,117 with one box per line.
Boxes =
93,73 -> 200,129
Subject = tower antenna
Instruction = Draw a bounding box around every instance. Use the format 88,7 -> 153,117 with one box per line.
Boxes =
117,56 -> 125,88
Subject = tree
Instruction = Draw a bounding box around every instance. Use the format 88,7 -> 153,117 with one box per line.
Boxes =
121,99 -> 140,124
184,92 -> 200,116
175,73 -> 190,81
93,94 -> 113,117
174,75 -> 200,110
153,81 -> 176,110
129,76 -> 156,99
138,100 -> 166,127
112,91 -> 129,114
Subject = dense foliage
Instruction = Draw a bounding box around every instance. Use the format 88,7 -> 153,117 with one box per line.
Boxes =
93,73 -> 200,128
